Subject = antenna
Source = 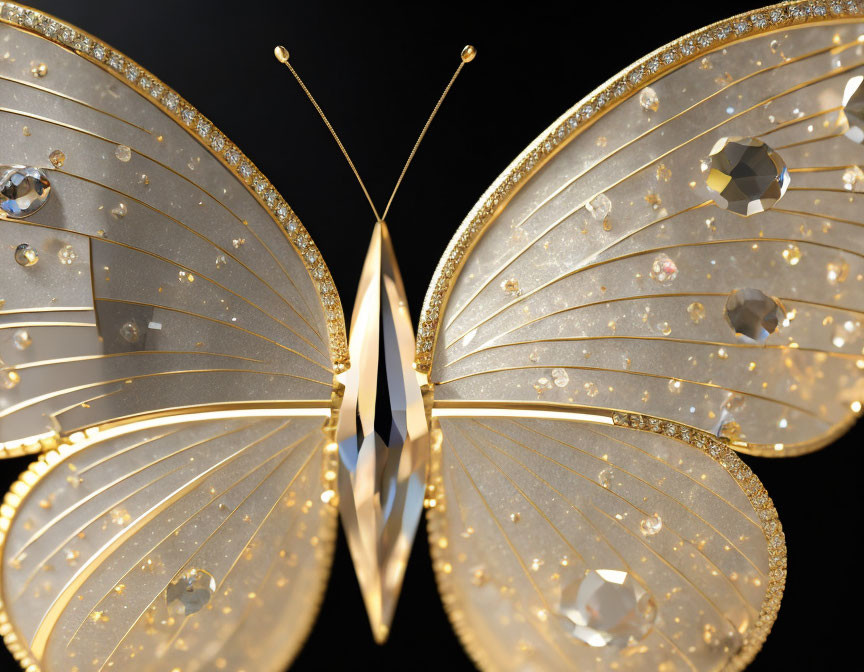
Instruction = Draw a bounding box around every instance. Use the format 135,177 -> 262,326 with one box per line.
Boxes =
274,44 -> 475,223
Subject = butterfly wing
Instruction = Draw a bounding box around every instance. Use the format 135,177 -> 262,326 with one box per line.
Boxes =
418,4 -> 864,458
0,3 -> 346,455
0,4 -> 344,670
0,414 -> 337,672
414,4 -> 864,669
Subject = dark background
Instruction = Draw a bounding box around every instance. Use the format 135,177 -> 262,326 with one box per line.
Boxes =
3,1 -> 860,670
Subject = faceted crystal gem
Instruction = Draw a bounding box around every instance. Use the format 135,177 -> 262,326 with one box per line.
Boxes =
704,136 -> 789,216
558,569 -> 657,648
14,243 -> 39,267
0,166 -> 51,217
336,221 -> 429,643
842,75 -> 863,144
724,288 -> 785,343
165,568 -> 216,616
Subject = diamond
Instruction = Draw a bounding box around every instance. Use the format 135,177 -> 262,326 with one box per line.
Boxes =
48,149 -> 65,168
558,569 -> 657,648
705,136 -> 789,216
13,329 -> 31,350
336,221 -> 429,643
724,288 -> 785,343
551,368 -> 569,387
165,568 -> 216,617
1,166 -> 51,217
1,368 -> 20,390
842,75 -> 864,143
687,301 -> 706,323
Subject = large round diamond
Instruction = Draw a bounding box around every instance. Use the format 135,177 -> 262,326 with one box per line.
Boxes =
724,288 -> 785,344
558,569 -> 657,648
0,165 -> 51,217
705,137 -> 789,216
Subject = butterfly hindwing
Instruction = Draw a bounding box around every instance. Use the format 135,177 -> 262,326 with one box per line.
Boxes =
0,415 -> 337,672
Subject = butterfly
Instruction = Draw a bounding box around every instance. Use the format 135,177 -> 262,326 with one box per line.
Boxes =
1,1 -> 863,671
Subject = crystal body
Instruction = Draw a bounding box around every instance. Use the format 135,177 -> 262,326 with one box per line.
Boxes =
336,221 -> 429,642
165,568 -> 216,616
14,243 -> 38,267
724,288 -> 785,343
558,569 -> 657,648
843,75 -> 863,144
705,136 -> 789,216
0,165 -> 51,217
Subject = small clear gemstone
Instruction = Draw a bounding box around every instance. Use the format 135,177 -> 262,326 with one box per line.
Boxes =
114,145 -> 132,162
687,301 -> 706,323
640,513 -> 663,536
14,243 -> 38,267
639,87 -> 659,112
119,320 -> 140,343
558,569 -> 657,648
13,329 -> 32,350
705,136 -> 789,216
1,368 -> 20,390
110,203 -> 127,219
586,193 -> 612,221
650,254 -> 678,283
551,368 -> 569,387
165,568 -> 216,616
842,75 -> 864,143
1,165 -> 51,217
724,288 -> 785,343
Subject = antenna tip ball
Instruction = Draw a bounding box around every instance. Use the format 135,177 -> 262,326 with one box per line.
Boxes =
461,45 -> 477,63
274,45 -> 290,63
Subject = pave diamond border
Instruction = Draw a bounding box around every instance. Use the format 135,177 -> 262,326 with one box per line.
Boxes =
0,2 -> 349,372
414,0 -> 864,371
427,412 -> 786,672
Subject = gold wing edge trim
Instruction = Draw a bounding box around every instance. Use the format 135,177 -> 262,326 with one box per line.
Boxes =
0,2 -> 349,370
0,410 -> 341,672
414,0 -> 864,374
425,411 -> 788,672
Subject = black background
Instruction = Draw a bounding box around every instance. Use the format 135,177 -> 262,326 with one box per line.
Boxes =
2,1 -> 860,670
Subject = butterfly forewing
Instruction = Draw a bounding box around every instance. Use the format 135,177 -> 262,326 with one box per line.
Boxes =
425,14 -> 864,457
0,5 -> 345,454
0,416 -> 336,672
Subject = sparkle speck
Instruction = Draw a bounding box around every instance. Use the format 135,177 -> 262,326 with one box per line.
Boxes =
58,244 -> 78,265
30,62 -> 47,78
639,87 -> 659,112
640,513 -> 662,536
781,244 -> 801,265
687,301 -> 706,324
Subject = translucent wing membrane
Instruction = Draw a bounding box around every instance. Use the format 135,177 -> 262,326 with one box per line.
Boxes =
0,4 -> 345,454
422,7 -> 864,457
417,4 -> 864,670
428,415 -> 784,672
0,415 -> 337,672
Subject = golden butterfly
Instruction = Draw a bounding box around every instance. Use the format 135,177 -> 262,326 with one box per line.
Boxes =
1,1 -> 863,671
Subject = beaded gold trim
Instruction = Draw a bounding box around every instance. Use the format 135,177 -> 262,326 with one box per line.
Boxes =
0,2 -> 349,370
415,0 -> 864,371
426,411 -> 787,672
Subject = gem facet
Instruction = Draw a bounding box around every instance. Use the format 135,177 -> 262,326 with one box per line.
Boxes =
842,75 -> 864,144
558,569 -> 657,648
724,288 -> 785,343
336,221 -> 429,643
1,166 -> 51,217
165,568 -> 216,616
586,193 -> 612,222
704,136 -> 789,216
